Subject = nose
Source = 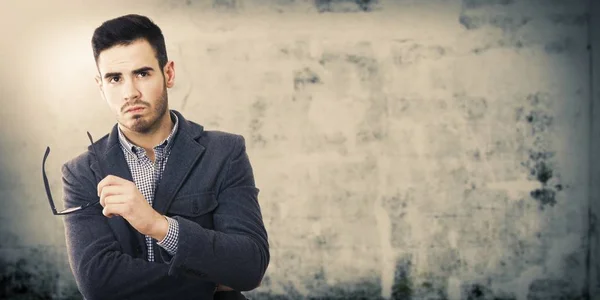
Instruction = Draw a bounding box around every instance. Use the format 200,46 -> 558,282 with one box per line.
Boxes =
122,79 -> 141,102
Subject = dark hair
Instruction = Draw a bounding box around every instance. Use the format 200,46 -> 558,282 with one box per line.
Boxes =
91,14 -> 168,69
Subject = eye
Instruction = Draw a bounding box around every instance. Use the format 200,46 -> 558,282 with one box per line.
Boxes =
138,71 -> 149,78
109,76 -> 121,83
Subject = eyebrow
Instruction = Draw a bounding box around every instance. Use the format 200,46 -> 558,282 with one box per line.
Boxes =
103,66 -> 155,80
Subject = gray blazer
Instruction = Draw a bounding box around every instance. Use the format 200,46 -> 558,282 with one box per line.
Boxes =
61,110 -> 269,300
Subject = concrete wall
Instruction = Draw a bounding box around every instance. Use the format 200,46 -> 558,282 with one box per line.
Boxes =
0,0 -> 593,299
588,0 -> 599,298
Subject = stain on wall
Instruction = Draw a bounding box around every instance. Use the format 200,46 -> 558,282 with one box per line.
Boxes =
462,0 -> 515,10
516,93 -> 565,209
315,0 -> 379,13
527,279 -> 579,300
0,247 -> 80,300
391,256 -> 412,300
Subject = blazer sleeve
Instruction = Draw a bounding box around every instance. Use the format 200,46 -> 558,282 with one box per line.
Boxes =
61,161 -> 204,300
165,135 -> 270,291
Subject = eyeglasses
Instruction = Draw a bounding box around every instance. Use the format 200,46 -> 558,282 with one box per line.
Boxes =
43,132 -> 105,215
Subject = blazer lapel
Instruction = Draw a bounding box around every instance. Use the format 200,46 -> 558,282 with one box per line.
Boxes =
153,110 -> 206,215
91,125 -> 142,256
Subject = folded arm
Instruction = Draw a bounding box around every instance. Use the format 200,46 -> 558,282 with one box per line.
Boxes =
62,163 -> 208,300
163,135 -> 270,291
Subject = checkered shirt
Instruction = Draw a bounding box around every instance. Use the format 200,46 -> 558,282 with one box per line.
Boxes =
117,112 -> 180,262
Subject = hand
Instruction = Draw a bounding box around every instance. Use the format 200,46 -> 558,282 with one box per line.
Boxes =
215,285 -> 234,292
97,175 -> 168,240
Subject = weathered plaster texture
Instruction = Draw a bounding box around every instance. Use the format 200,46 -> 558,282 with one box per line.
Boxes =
0,0 -> 593,299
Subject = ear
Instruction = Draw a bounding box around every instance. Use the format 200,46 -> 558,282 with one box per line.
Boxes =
95,75 -> 106,102
163,60 -> 175,89
95,75 -> 102,87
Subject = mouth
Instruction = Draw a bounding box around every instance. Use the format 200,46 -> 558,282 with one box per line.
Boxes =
126,106 -> 146,113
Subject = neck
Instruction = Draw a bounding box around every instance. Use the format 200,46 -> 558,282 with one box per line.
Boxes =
119,111 -> 174,151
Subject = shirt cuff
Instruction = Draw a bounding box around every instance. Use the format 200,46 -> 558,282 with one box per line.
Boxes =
156,216 -> 179,256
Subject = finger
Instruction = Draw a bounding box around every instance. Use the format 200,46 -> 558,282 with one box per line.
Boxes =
102,203 -> 130,218
97,175 -> 126,197
102,194 -> 129,207
99,185 -> 127,207
216,285 -> 234,292
102,203 -> 118,218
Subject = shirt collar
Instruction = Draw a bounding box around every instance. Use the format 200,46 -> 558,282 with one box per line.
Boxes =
117,111 -> 179,158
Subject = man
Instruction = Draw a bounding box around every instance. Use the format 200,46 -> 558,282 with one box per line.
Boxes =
61,14 -> 269,300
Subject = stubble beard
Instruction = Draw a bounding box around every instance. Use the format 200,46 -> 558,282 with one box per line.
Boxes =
121,87 -> 169,134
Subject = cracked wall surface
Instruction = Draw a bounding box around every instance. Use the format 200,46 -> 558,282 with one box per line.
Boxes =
0,0 -> 594,299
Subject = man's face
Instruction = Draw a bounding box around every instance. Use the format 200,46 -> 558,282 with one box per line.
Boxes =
95,39 -> 175,134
